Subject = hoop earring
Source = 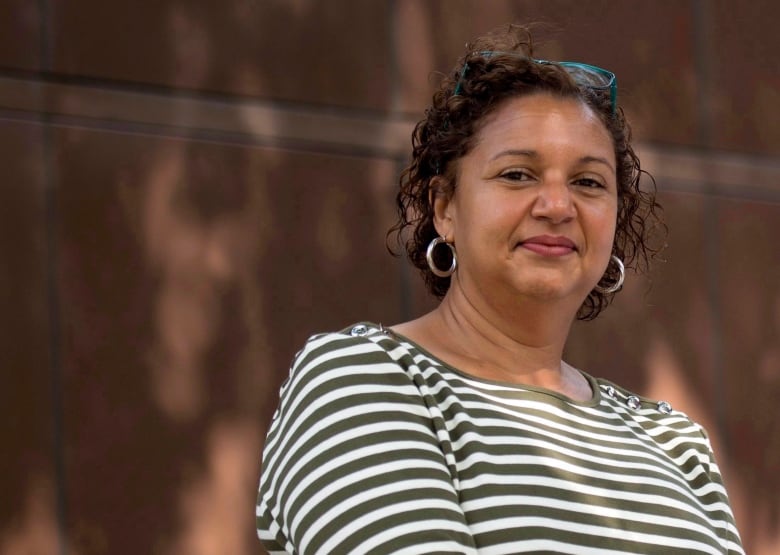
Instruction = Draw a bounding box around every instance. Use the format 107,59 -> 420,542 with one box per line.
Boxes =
595,255 -> 625,294
426,236 -> 457,278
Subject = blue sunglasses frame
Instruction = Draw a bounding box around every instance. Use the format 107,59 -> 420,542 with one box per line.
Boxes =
453,52 -> 617,114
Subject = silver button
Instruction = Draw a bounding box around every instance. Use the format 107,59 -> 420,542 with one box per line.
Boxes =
604,386 -> 616,399
350,324 -> 369,337
627,395 -> 641,410
657,401 -> 673,414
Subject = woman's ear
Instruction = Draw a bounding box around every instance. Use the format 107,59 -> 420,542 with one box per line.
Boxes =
429,176 -> 455,239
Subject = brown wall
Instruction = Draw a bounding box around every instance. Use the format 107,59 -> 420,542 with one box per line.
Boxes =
1,1 -> 778,554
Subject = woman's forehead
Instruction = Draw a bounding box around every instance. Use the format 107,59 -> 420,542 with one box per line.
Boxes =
471,94 -> 615,161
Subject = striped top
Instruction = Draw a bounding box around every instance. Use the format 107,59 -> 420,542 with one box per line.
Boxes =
256,323 -> 743,554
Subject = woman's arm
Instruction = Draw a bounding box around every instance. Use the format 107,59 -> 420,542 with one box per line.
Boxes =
256,332 -> 478,555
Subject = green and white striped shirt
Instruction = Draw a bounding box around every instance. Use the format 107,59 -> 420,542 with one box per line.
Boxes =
256,323 -> 743,554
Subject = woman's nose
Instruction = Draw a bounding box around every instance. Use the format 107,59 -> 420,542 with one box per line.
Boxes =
530,178 -> 576,224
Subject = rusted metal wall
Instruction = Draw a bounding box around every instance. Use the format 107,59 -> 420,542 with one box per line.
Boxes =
1,1 -> 778,553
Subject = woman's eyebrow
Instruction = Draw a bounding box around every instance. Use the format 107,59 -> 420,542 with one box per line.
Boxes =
489,149 -> 536,161
490,150 -> 615,173
579,155 -> 615,173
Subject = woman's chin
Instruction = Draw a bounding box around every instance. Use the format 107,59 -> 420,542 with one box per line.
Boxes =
503,276 -> 594,305
458,271 -> 592,307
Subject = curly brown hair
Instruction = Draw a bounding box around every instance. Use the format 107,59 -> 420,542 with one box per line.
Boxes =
387,24 -> 664,320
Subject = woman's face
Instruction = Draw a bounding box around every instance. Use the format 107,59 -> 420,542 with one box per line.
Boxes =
434,93 -> 618,309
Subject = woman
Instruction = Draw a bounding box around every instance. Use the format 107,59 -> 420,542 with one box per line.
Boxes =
256,26 -> 743,554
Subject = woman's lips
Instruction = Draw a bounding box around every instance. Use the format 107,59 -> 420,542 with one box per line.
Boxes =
519,235 -> 576,257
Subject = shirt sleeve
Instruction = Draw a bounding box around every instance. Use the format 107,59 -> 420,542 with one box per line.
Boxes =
256,332 -> 478,555
694,424 -> 745,555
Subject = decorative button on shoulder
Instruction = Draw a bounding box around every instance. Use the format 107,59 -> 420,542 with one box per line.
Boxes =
626,395 -> 641,410
657,401 -> 673,414
350,324 -> 369,337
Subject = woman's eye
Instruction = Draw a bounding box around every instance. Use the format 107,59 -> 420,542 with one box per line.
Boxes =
574,177 -> 604,189
500,169 -> 532,181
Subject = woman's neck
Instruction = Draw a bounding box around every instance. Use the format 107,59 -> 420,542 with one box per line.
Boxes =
393,277 -> 592,400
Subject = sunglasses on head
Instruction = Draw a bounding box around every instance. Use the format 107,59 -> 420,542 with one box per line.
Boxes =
453,51 -> 617,114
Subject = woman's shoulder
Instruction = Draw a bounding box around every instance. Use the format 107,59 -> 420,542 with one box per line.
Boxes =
281,322 -> 411,393
595,377 -> 680,414
291,322 -> 395,366
594,377 -> 709,438
270,322 -> 428,438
